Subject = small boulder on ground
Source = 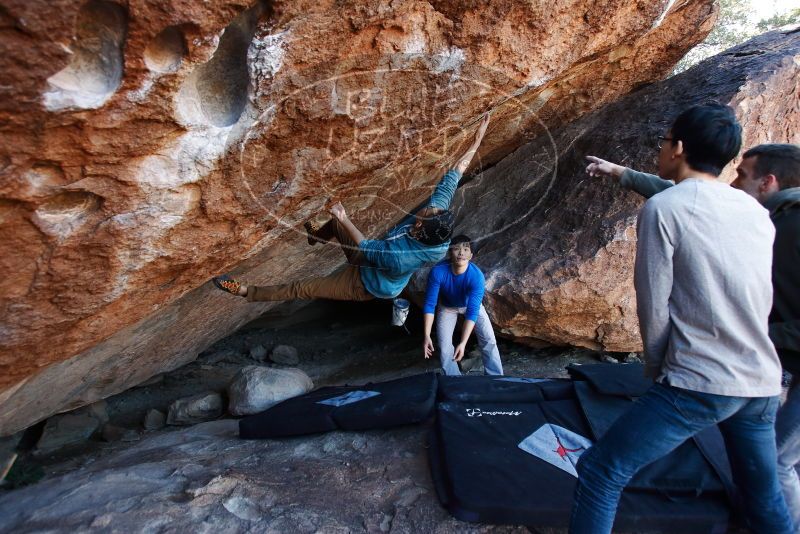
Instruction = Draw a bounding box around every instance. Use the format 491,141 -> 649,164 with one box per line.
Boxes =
199,349 -> 239,365
167,392 -> 223,426
228,366 -> 313,416
624,353 -> 643,364
460,348 -> 482,374
35,413 -> 100,455
143,409 -> 166,431
249,345 -> 268,362
101,425 -> 139,443
270,345 -> 300,365
73,400 -> 109,425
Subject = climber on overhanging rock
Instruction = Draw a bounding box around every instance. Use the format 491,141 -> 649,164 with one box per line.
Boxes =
212,114 -> 491,304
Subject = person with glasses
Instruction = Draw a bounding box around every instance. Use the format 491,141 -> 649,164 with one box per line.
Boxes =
570,103 -> 793,533
586,141 -> 800,529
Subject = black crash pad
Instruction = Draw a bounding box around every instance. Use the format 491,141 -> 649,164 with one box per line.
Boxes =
567,362 -> 652,397
436,375 -> 575,404
429,399 -> 730,531
572,381 -> 727,494
437,375 -> 546,403
239,372 -> 437,439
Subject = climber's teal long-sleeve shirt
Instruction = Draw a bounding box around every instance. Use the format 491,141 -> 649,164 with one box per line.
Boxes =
358,169 -> 461,299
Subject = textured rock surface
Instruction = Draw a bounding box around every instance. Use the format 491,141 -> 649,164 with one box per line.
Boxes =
19,398 -> 108,457
142,409 -> 166,431
35,414 -> 100,455
0,420 -> 528,533
100,424 -> 139,443
166,392 -> 223,425
227,365 -> 312,416
270,344 -> 300,365
422,28 -> 800,352
0,0 -> 719,435
248,344 -> 268,362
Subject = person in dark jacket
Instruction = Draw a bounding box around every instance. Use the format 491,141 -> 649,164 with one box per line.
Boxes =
585,142 -> 800,528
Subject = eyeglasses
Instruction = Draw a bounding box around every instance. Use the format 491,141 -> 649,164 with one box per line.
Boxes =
657,136 -> 674,149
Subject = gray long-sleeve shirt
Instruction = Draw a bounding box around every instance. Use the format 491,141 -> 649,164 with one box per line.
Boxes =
634,177 -> 782,397
622,168 -> 800,373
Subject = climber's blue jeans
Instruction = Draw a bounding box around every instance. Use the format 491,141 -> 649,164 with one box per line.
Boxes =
569,382 -> 793,534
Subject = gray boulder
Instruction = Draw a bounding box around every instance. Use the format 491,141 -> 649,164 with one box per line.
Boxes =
228,366 -> 313,416
249,345 -> 268,362
167,392 -> 223,426
270,345 -> 300,365
35,413 -> 100,455
199,349 -> 239,365
101,425 -> 139,443
73,400 -> 109,425
625,353 -> 643,364
143,409 -> 166,431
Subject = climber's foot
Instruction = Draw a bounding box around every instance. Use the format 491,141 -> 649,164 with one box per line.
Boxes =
304,220 -> 324,246
212,275 -> 247,296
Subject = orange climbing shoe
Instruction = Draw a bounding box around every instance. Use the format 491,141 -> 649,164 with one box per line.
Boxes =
304,220 -> 323,246
212,274 -> 243,296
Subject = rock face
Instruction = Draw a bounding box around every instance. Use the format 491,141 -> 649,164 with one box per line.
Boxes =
166,392 -> 224,426
35,414 -> 100,455
142,409 -> 166,431
248,345 -> 268,362
270,344 -> 300,365
429,28 -> 800,352
227,366 -> 313,416
0,0 -> 719,435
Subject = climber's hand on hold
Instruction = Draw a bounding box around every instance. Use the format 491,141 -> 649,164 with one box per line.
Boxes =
455,113 -> 491,174
330,202 -> 348,222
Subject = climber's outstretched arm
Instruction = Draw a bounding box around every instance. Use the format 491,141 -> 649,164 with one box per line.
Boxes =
586,155 -> 674,199
427,114 -> 491,212
454,113 -> 490,174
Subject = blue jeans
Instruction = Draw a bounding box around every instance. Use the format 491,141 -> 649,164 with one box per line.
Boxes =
569,382 -> 793,534
435,305 -> 503,376
777,380 -> 800,530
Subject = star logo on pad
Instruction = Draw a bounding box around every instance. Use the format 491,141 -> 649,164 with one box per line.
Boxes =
518,424 -> 593,477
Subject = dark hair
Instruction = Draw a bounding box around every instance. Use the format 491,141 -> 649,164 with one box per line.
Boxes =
670,103 -> 742,176
449,234 -> 472,250
742,143 -> 800,190
415,210 -> 454,246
